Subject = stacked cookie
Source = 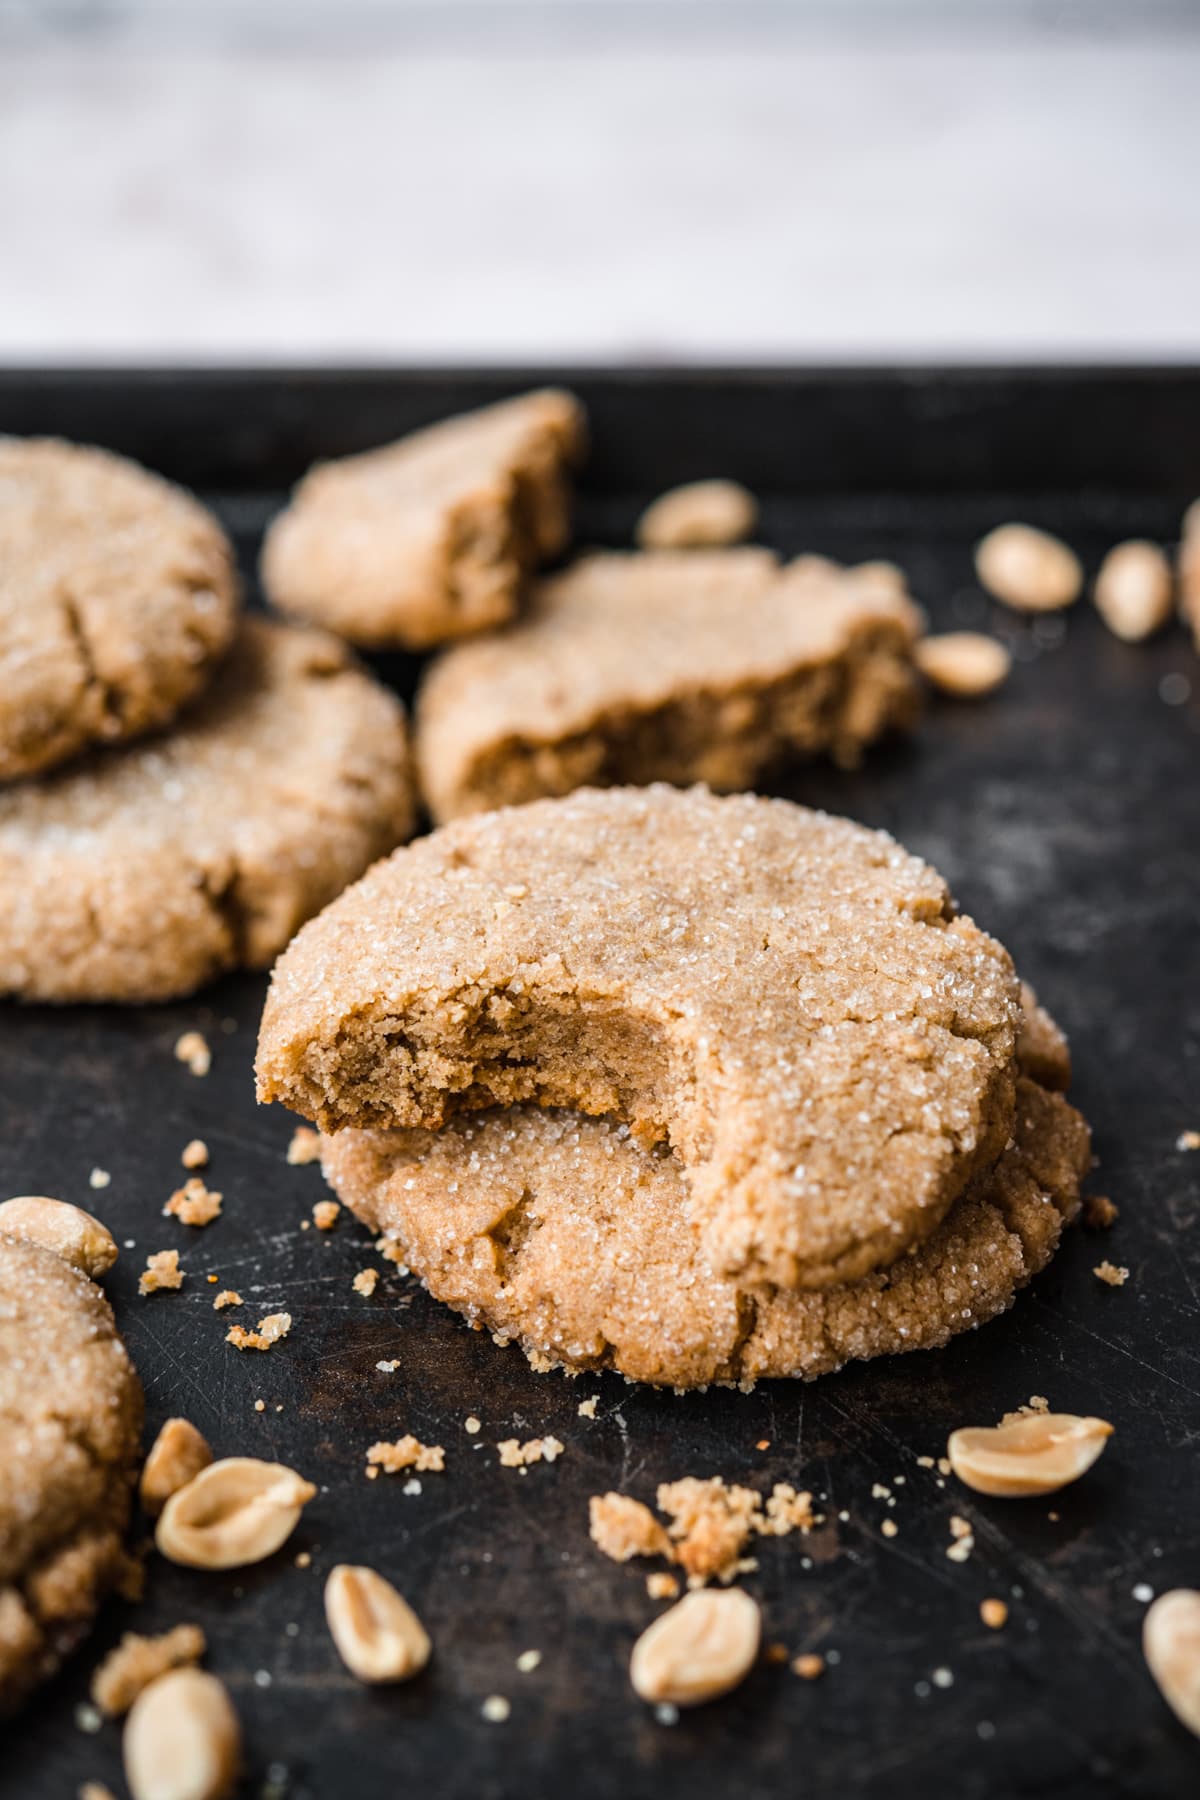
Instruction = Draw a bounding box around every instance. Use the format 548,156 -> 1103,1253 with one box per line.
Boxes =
257,785 -> 1091,1389
0,438 -> 415,1002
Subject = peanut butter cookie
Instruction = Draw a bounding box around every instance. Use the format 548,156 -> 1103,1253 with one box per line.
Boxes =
260,389 -> 586,649
0,437 -> 239,783
415,550 -> 920,821
0,1232 -> 143,1711
257,785 -> 1021,1290
0,618 -> 415,1002
321,1073 -> 1089,1388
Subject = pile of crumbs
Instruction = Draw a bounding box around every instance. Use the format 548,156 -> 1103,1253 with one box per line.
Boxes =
163,1177 -> 223,1227
90,1624 -> 206,1716
287,1126 -> 322,1166
174,1030 -> 211,1076
1094,1260 -> 1130,1288
227,1311 -> 292,1351
1000,1396 -> 1050,1427
497,1436 -> 565,1469
213,1289 -> 242,1310
181,1138 -> 209,1170
352,1268 -> 378,1297
366,1435 -> 445,1476
138,1249 -> 182,1295
313,1200 -> 340,1231
590,1475 -> 822,1584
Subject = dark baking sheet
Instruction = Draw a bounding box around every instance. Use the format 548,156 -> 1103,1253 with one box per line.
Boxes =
2,368 -> 1199,1800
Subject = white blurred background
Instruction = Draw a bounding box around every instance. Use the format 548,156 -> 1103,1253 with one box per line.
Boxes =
1,0 -> 1198,363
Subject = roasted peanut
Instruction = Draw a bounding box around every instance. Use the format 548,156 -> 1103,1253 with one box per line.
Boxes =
0,1195 -> 118,1277
916,632 -> 1011,697
947,1413 -> 1113,1497
324,1564 -> 431,1683
140,1419 -> 214,1518
629,1587 -> 761,1707
975,523 -> 1082,612
1093,540 -> 1173,642
636,480 -> 758,550
123,1667 -> 240,1800
156,1457 -> 315,1569
1144,1589 -> 1200,1739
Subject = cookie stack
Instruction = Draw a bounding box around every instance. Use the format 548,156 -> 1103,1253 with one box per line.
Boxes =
0,437 -> 415,1003
257,784 -> 1091,1389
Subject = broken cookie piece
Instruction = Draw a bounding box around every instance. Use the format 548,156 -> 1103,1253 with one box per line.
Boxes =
415,549 -> 920,821
261,389 -> 586,649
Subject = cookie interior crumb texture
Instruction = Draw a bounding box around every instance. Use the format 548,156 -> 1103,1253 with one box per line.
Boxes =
262,785 -> 1026,1291
0,618 -> 416,1004
415,550 -> 921,822
0,437 -> 240,784
0,1232 -> 143,1713
261,389 -> 586,649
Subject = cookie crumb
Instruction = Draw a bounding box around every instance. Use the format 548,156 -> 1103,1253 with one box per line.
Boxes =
646,1572 -> 681,1600
375,1236 -> 409,1270
917,1455 -> 935,1469
90,1623 -> 206,1716
254,1399 -> 266,1412
164,1177 -> 223,1227
1093,1260 -> 1130,1287
657,1476 -> 762,1583
74,1702 -> 103,1735
88,1168 -> 111,1190
881,1519 -> 899,1539
497,1436 -> 564,1468
138,1249 -> 182,1295
312,1199 -> 340,1231
1082,1194 -> 1119,1230
367,1435 -> 446,1475
465,1415 -> 481,1434
287,1126 -> 322,1166
590,1494 -> 672,1563
1176,1130 -> 1200,1152
946,1516 -> 975,1562
516,1649 -> 542,1673
759,1483 -> 817,1537
174,1031 -> 211,1076
792,1653 -> 826,1681
227,1311 -> 292,1351
213,1289 -> 242,1310
980,1598 -> 1008,1629
577,1397 -> 597,1420
481,1695 -> 510,1723
181,1139 -> 209,1171
352,1268 -> 378,1297
376,1359 -> 400,1373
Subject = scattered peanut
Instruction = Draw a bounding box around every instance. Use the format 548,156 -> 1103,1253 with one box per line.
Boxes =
123,1668 -> 240,1800
947,1413 -> 1113,1497
140,1419 -> 214,1518
156,1457 -> 315,1569
629,1587 -> 761,1708
975,523 -> 1083,612
1143,1589 -> 1200,1740
1179,502 -> 1200,648
0,1195 -> 118,1278
636,479 -> 758,551
916,632 -> 1011,697
324,1564 -> 431,1684
1093,540 -> 1174,642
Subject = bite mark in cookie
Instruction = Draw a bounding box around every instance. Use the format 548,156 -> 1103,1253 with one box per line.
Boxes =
415,550 -> 921,821
0,437 -> 239,783
261,389 -> 586,650
259,786 -> 1021,1289
0,618 -> 415,1003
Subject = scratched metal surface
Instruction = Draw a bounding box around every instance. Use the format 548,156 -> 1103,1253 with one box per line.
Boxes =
1,372 -> 1199,1800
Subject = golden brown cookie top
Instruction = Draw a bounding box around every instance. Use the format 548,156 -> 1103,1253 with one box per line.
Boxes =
0,437 -> 239,782
261,389 -> 586,649
415,549 -> 921,821
259,784 -> 1021,1289
0,1231 -> 143,1711
0,617 -> 415,1003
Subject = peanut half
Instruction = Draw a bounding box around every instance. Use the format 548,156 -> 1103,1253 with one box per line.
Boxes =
636,479 -> 758,551
1144,1589 -> 1200,1740
123,1667 -> 240,1800
915,632 -> 1011,698
630,1587 -> 761,1707
975,523 -> 1083,613
0,1195 -> 118,1278
947,1413 -> 1113,1497
156,1457 -> 315,1569
324,1564 -> 431,1684
1093,540 -> 1174,642
140,1419 -> 214,1518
